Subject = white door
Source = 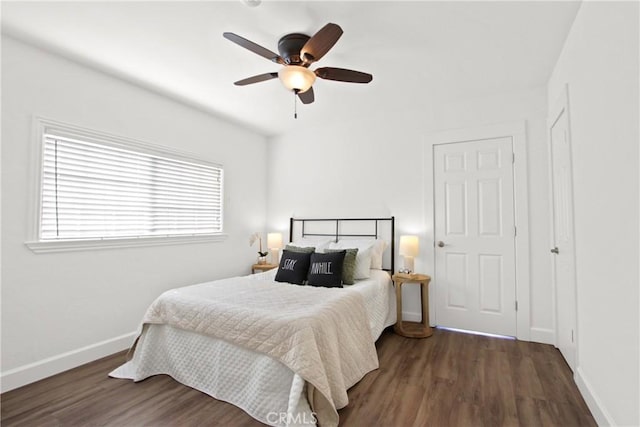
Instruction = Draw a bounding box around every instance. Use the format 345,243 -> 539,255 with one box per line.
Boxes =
434,138 -> 517,337
549,93 -> 577,371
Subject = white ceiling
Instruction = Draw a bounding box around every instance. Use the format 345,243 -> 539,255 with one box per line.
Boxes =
1,1 -> 580,136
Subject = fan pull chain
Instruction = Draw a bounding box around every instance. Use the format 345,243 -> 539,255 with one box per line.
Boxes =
293,90 -> 298,119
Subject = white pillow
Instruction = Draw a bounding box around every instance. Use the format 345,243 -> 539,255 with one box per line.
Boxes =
329,239 -> 388,269
353,246 -> 373,279
326,243 -> 372,280
289,237 -> 333,253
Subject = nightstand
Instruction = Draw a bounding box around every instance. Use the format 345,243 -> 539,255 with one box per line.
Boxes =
392,273 -> 433,338
251,263 -> 278,274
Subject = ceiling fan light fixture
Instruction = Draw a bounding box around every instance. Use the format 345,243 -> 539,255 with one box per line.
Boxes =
225,23 -> 372,108
278,66 -> 316,93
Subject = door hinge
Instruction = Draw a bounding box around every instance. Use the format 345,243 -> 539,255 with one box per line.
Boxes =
514,225 -> 517,237
515,301 -> 518,311
571,329 -> 574,343
512,152 -> 515,164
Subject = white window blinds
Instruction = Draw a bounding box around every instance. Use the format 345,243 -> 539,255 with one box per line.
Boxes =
40,134 -> 223,241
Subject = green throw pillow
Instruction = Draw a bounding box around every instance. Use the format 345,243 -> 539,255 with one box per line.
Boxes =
284,244 -> 316,254
326,248 -> 358,285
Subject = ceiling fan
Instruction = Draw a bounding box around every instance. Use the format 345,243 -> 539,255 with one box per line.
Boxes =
223,23 -> 373,108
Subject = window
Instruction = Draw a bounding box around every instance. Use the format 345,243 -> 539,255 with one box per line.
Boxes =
27,118 -> 225,252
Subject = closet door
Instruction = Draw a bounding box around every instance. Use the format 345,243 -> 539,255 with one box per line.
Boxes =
549,89 -> 577,371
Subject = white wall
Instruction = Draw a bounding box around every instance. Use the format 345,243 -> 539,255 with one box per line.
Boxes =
267,86 -> 554,343
1,36 -> 268,391
547,2 -> 639,426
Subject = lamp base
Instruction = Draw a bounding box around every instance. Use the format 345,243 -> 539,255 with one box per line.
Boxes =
402,256 -> 415,274
270,248 -> 280,265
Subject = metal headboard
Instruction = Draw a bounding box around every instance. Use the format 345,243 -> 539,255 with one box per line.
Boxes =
289,216 -> 395,273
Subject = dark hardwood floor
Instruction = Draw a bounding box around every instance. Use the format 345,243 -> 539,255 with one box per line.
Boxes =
1,328 -> 595,426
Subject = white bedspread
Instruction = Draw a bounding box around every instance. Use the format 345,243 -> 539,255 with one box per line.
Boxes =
111,270 -> 395,426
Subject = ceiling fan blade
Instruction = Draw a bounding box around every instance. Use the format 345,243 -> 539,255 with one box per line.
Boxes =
298,87 -> 315,104
301,23 -> 343,65
234,72 -> 278,86
223,32 -> 285,65
315,67 -> 373,83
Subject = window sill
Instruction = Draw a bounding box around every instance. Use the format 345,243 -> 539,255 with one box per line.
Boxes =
25,233 -> 228,254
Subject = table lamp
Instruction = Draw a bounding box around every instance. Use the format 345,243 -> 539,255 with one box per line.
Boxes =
399,235 -> 419,273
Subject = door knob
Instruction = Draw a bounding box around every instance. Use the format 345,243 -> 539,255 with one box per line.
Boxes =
551,247 -> 559,254
437,241 -> 445,248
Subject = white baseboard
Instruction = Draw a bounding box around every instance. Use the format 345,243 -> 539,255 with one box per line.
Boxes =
1,331 -> 137,393
575,366 -> 616,426
529,327 -> 555,345
402,310 -> 422,323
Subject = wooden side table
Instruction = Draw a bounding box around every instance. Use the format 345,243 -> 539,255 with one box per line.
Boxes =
251,263 -> 278,274
393,273 -> 433,338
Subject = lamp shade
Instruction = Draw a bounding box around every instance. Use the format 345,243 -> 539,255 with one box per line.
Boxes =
278,66 -> 316,93
267,232 -> 283,250
399,235 -> 419,257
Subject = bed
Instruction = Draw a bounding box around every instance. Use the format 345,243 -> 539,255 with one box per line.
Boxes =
110,217 -> 396,427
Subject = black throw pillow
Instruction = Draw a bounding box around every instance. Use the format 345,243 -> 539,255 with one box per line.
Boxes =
275,250 -> 312,285
307,250 -> 346,288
